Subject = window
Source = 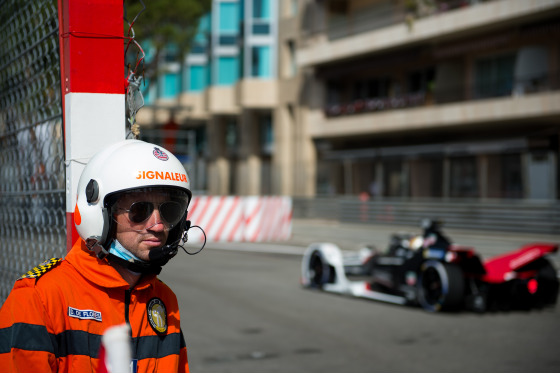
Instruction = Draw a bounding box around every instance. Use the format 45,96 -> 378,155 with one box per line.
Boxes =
383,159 -> 403,197
260,113 -> 273,155
191,16 -> 210,53
367,77 -> 390,98
217,56 -> 239,85
141,77 -> 153,104
219,35 -> 238,46
162,45 -> 178,63
317,160 -> 343,195
287,40 -> 296,77
353,81 -> 366,101
252,23 -> 270,35
475,54 -> 516,99
225,119 -> 239,151
253,0 -> 270,19
407,67 -> 435,94
501,153 -> 523,198
219,2 -> 239,32
260,159 -> 272,195
514,46 -> 549,95
188,65 -> 207,92
161,72 -> 180,98
251,46 -> 271,78
194,126 -> 207,155
449,157 -> 478,198
191,43 -> 207,54
197,14 -> 210,36
327,80 -> 342,105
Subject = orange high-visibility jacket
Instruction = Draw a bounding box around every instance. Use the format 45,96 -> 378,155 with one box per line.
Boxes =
0,239 -> 189,373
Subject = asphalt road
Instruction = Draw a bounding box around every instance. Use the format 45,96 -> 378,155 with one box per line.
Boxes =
160,220 -> 560,372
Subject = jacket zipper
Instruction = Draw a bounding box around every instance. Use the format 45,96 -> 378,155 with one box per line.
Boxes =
125,287 -> 137,367
124,288 -> 132,325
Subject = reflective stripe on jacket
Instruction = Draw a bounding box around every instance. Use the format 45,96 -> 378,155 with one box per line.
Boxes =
0,239 -> 189,372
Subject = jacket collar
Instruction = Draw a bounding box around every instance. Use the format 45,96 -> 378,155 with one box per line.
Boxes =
66,239 -> 157,290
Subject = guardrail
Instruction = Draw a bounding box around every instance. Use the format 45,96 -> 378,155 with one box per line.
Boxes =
187,196 -> 292,242
292,197 -> 560,235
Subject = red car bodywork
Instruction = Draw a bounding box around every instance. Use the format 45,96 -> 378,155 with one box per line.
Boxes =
482,243 -> 558,283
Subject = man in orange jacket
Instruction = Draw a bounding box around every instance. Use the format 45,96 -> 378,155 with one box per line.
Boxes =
0,140 -> 199,372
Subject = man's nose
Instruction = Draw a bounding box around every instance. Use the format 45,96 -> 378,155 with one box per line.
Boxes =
145,207 -> 165,231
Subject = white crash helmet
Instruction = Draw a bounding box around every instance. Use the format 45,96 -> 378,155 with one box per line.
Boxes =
74,139 -> 192,257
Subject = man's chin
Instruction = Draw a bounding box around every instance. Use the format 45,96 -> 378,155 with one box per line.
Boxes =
137,246 -> 162,261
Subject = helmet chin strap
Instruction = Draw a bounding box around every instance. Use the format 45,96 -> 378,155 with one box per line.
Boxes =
87,217 -> 205,275
84,240 -> 164,276
106,252 -> 164,275
106,238 -> 183,275
104,230 -> 184,275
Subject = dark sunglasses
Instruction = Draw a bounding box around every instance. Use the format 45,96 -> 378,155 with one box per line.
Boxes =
118,201 -> 186,226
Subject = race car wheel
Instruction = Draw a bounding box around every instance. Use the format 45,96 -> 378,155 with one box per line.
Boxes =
308,251 -> 334,288
512,257 -> 559,309
418,261 -> 465,312
535,258 -> 559,306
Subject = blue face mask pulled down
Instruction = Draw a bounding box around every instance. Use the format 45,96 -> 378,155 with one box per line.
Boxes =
109,240 -> 146,263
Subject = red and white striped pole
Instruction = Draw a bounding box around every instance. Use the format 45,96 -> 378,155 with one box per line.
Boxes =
57,0 -> 126,252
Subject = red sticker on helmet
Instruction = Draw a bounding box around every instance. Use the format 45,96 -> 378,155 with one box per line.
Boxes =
153,147 -> 169,161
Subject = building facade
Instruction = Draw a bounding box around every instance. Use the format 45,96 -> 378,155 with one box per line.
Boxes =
138,0 -> 560,202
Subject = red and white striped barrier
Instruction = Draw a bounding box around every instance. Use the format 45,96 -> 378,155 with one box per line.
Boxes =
186,196 -> 292,242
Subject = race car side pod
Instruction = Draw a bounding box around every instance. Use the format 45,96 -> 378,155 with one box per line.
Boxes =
301,243 -> 407,305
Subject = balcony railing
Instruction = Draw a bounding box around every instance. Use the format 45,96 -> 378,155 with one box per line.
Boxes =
324,70 -> 560,118
325,92 -> 427,117
301,0 -> 483,42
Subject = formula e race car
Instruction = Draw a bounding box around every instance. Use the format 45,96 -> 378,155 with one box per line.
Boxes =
301,220 -> 559,312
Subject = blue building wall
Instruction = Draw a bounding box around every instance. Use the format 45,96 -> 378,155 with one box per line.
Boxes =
252,45 -> 271,77
185,13 -> 211,93
216,56 -> 239,85
218,2 -> 239,31
161,72 -> 180,98
213,0 -> 241,86
243,0 -> 276,80
188,65 -> 208,92
151,0 -> 277,101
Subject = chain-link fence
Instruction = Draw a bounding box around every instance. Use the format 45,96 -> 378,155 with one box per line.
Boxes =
0,0 -> 65,305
